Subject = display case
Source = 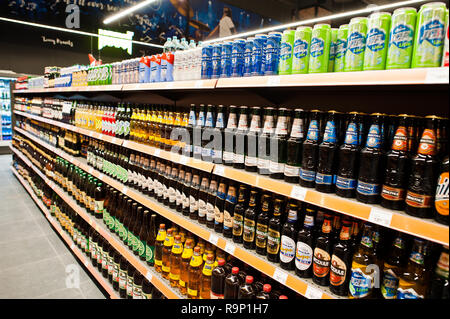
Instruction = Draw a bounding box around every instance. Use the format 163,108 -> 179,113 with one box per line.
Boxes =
0,77 -> 13,145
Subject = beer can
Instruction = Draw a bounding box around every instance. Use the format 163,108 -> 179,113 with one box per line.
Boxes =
278,30 -> 295,75
265,32 -> 282,75
244,37 -> 254,77
412,2 -> 447,68
292,26 -> 312,74
220,41 -> 233,78
363,12 -> 392,71
442,9 -> 449,67
252,34 -> 267,76
344,17 -> 368,72
201,45 -> 213,79
328,28 -> 338,72
212,43 -> 222,79
232,39 -> 245,77
309,24 -> 332,74
386,7 -> 417,69
334,24 -> 349,72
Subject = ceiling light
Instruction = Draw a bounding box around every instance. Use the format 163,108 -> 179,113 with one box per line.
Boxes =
103,0 -> 158,25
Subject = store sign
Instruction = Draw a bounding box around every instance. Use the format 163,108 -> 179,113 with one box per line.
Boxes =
98,29 -> 134,55
41,36 -> 74,48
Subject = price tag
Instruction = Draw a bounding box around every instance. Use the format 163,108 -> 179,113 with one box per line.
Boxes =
89,131 -> 94,137
84,260 -> 89,268
290,186 -> 307,201
166,82 -> 174,89
179,156 -> 188,165
267,76 -> 281,86
70,243 -> 75,250
98,173 -> 104,180
273,268 -> 288,285
111,137 -> 118,144
123,187 -> 128,195
369,207 -> 393,227
208,233 -> 219,246
214,165 -> 225,176
88,167 -> 94,174
154,149 -> 161,157
194,80 -> 203,88
224,242 -> 236,255
145,271 -> 153,282
305,285 -> 323,299
426,68 -> 449,84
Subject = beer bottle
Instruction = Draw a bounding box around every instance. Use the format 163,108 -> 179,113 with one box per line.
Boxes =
245,106 -> 262,172
126,202 -> 138,249
198,175 -> 210,224
214,179 -> 228,233
316,111 -> 340,193
206,177 -> 218,229
223,182 -> 238,238
141,278 -> 153,299
312,213 -> 333,286
179,239 -> 194,295
238,276 -> 256,299
126,263 -> 136,299
181,168 -> 192,217
112,252 -> 121,291
406,116 -> 440,218
211,258 -> 227,299
200,254 -> 215,299
202,104 -> 215,162
212,105 -> 226,164
269,108 -> 290,179
397,239 -> 429,299
145,214 -> 157,267
224,267 -> 241,299
193,104 -> 205,160
154,224 -> 166,273
163,162 -> 173,206
223,105 -> 238,166
279,202 -> 299,270
168,165 -> 178,209
436,117 -> 448,159
243,190 -> 260,249
233,106 -> 249,169
284,109 -> 306,184
356,113 -> 386,204
295,204 -> 316,278
348,224 -> 377,299
267,198 -> 284,263
118,257 -> 128,298
429,246 -> 449,299
162,228 -> 174,279
300,110 -> 322,188
175,165 -> 185,212
329,219 -> 353,296
380,232 -> 408,299
381,115 -> 412,210
258,107 -> 276,175
189,171 -> 201,220
133,271 -> 143,299
94,182 -> 105,219
188,246 -> 203,299
184,104 -> 196,157
232,185 -> 248,243
434,156 -> 449,225
169,235 -> 183,288
255,194 -> 271,255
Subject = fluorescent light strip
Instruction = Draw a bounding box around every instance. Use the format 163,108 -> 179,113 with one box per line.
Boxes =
0,16 -> 163,49
104,0 -> 158,25
203,0 -> 430,44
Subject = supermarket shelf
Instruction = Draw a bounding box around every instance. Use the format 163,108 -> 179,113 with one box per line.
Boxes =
14,124 -> 450,246
11,145 -> 184,299
0,140 -> 11,147
122,79 -> 217,91
11,166 -> 120,299
13,85 -> 123,94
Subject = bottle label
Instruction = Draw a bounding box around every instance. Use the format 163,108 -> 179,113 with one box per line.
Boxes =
300,168 -> 316,182
189,195 -> 198,212
357,181 -> 380,196
405,191 -> 432,208
198,199 -> 207,218
245,156 -> 258,166
269,160 -> 285,174
202,263 -> 214,276
223,210 -> 233,230
181,248 -> 193,260
390,24 -> 414,49
190,255 -> 203,267
295,242 -> 313,271
418,129 -> 436,155
214,206 -> 224,224
233,214 -> 244,237
243,218 -> 256,243
223,151 -> 234,162
306,120 -> 319,141
255,223 -> 268,249
310,37 -> 324,57
323,121 -> 337,143
366,125 -> 382,148
348,32 -> 366,54
381,185 -> 406,202
344,123 -> 359,145
233,153 -> 245,164
267,230 -> 281,255
172,243 -> 183,254
313,248 -> 331,278
381,269 -> 399,299
361,235 -> 373,248
284,164 -> 300,177
435,172 -> 449,216
290,118 -> 304,138
206,202 -> 215,222
392,126 -> 408,151
436,252 -> 449,278
329,255 -> 347,287
366,28 -> 386,52
419,19 -> 444,47
126,277 -> 134,296
349,268 -> 374,298
119,270 -> 127,289
146,244 -> 154,263
336,176 -> 357,190
188,288 -> 198,297
315,173 -> 334,185
397,287 -> 424,299
162,265 -> 170,273
280,235 -> 296,263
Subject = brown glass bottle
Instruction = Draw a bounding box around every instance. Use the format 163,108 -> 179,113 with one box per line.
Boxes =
214,179 -> 228,233
312,213 -> 333,286
329,220 -> 353,296
189,171 -> 201,220
295,204 -> 316,278
223,182 -> 238,238
434,156 -> 449,225
206,177 -> 218,228
232,185 -> 248,243
280,202 -> 299,270
197,175 -> 210,224
266,198 -> 284,263
255,194 -> 271,255
243,190 -> 259,250
161,228 -> 174,279
154,224 -> 166,273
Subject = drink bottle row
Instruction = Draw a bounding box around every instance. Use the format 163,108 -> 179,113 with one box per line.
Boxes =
11,156 -> 165,299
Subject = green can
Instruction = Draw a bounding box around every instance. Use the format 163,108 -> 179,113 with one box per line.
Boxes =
334,24 -> 349,72
412,2 -> 447,68
344,17 -> 368,72
279,30 -> 296,75
386,7 -> 417,69
363,12 -> 391,70
308,24 -> 332,74
328,28 -> 338,72
292,26 -> 312,74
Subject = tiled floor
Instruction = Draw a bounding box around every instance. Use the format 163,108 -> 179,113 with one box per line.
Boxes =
0,154 -> 106,299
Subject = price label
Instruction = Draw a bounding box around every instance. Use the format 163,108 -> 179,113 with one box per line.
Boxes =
111,137 -> 118,144
214,165 -> 225,176
267,76 -> 281,86
145,271 -> 153,282
224,242 -> 236,255
369,207 -> 393,227
98,173 -> 104,180
166,82 -> 174,89
88,167 -> 94,174
89,131 -> 94,137
273,268 -> 288,285
123,187 -> 128,195
70,243 -> 75,250
154,149 -> 161,157
208,233 -> 219,246
426,68 -> 449,84
305,285 -> 323,299
180,156 -> 188,165
290,186 -> 307,201
84,260 -> 89,268
194,80 -> 203,88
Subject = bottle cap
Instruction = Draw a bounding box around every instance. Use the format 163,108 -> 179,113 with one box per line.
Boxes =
232,267 -> 239,274
263,284 -> 271,293
279,295 -> 288,299
245,276 -> 254,284
217,258 -> 226,266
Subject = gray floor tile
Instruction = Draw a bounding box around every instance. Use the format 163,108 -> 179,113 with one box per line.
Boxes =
0,219 -> 44,244
36,287 -> 85,299
79,279 -> 107,299
57,252 -> 92,284
0,204 -> 33,225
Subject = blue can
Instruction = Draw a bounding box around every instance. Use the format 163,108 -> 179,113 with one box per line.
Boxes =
252,34 -> 267,76
201,45 -> 213,79
232,39 -> 245,77
265,32 -> 282,75
220,41 -> 233,78
244,38 -> 254,77
212,43 -> 222,79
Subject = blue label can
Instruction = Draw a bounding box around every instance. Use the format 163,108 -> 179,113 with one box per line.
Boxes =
201,45 -> 213,79
244,38 -> 254,77
232,39 -> 245,77
212,43 -> 222,79
220,41 -> 233,78
265,32 -> 282,75
252,34 -> 267,76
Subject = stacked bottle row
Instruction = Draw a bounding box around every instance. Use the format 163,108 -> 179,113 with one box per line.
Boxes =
11,155 -> 165,299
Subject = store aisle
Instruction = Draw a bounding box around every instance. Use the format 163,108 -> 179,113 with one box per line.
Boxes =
0,154 -> 106,299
